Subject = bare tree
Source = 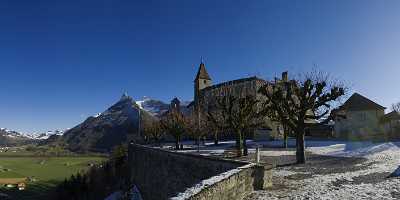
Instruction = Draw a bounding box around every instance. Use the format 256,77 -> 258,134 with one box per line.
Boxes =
209,94 -> 265,157
143,120 -> 164,146
206,102 -> 228,145
184,112 -> 210,151
160,110 -> 186,150
392,102 -> 400,112
259,72 -> 345,164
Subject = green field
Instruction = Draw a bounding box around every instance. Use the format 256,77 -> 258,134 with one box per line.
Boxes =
0,155 -> 106,200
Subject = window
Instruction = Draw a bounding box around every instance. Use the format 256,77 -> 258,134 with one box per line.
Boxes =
359,112 -> 367,121
204,80 -> 207,84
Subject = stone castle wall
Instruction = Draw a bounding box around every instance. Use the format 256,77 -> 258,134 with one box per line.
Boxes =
128,143 -> 272,200
128,144 -> 244,200
171,163 -> 272,200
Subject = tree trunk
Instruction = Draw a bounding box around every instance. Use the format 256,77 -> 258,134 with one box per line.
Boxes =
197,136 -> 201,152
214,132 -> 219,145
236,131 -> 243,157
296,129 -> 306,164
175,135 -> 180,150
175,139 -> 179,150
243,135 -> 248,156
283,126 -> 288,149
157,138 -> 161,147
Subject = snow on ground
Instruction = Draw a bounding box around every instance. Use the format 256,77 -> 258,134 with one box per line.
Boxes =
172,163 -> 255,200
307,141 -> 400,174
158,139 -> 400,199
244,139 -> 400,200
160,139 -> 400,199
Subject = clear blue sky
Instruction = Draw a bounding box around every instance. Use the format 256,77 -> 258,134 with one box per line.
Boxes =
1,0 -> 400,133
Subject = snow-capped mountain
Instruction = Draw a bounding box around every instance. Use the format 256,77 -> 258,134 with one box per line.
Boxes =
0,127 -> 65,141
0,128 -> 36,146
136,96 -> 170,117
0,128 -> 27,139
26,130 -> 65,140
135,97 -> 192,117
53,93 -> 156,152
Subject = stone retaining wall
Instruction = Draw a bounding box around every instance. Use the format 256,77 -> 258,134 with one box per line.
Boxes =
171,163 -> 272,200
128,143 -> 272,200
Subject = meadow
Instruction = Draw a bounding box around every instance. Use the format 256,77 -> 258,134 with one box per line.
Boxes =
0,153 -> 106,200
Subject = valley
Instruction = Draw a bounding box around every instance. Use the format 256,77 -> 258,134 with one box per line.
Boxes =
0,150 -> 106,200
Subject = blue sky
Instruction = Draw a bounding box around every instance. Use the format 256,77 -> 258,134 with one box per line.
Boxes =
1,0 -> 400,133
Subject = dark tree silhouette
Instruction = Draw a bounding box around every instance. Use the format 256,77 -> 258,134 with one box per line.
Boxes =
259,72 -> 345,164
184,111 -> 209,151
160,110 -> 186,150
206,104 -> 227,145
209,94 -> 265,157
392,102 -> 400,112
53,144 -> 130,200
143,120 -> 165,146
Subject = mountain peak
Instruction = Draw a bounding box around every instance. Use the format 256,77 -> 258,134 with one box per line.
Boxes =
55,94 -> 156,152
120,92 -> 132,101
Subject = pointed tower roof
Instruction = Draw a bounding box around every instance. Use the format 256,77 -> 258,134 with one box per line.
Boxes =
171,97 -> 180,104
195,62 -> 211,81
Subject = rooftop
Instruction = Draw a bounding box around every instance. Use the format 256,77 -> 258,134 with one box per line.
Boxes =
200,76 -> 267,92
340,93 -> 386,111
195,63 -> 211,81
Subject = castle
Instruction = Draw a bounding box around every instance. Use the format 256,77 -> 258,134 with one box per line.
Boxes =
188,61 -> 289,139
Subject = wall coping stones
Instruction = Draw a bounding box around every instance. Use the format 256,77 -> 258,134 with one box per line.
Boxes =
128,143 -> 273,200
130,143 -> 250,166
170,163 -> 256,200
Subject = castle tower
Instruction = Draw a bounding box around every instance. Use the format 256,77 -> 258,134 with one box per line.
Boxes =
170,97 -> 181,113
194,61 -> 212,104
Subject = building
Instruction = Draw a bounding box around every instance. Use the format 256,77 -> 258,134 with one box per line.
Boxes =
381,111 -> 400,139
334,93 -> 386,140
188,61 -> 289,139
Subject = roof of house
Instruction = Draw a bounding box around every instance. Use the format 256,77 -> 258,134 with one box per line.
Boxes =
0,178 -> 27,184
201,76 -> 267,92
340,93 -> 386,111
382,111 -> 400,121
195,62 -> 211,81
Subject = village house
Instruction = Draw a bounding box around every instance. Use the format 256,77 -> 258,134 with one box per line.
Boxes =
381,110 -> 400,139
334,93 -> 386,140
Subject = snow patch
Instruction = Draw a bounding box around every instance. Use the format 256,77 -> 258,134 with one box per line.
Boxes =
171,163 -> 255,200
249,140 -> 400,200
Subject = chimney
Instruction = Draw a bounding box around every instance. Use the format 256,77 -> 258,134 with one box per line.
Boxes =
282,71 -> 288,82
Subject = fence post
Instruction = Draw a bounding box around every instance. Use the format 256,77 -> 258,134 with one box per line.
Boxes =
255,146 -> 260,163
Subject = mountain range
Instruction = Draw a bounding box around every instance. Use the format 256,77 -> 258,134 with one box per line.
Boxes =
0,128 -> 65,147
136,96 -> 191,117
49,94 -> 157,152
2,95 -> 191,151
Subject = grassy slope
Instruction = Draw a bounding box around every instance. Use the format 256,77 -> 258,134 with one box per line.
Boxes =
0,155 -> 106,200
